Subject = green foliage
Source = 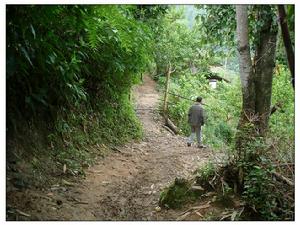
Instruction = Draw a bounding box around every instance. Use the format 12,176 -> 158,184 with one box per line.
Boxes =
7,5 -> 149,183
242,163 -> 278,220
235,132 -> 294,220
7,5 -> 151,126
268,64 -> 294,161
195,5 -> 279,56
132,5 -> 168,21
7,5 -> 294,220
153,5 -> 294,220
152,6 -> 211,79
152,6 -> 243,150
194,162 -> 215,181
159,178 -> 201,209
195,5 -> 236,56
214,123 -> 234,144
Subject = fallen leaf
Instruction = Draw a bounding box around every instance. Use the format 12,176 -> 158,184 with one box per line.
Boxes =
191,185 -> 204,191
195,211 -> 203,217
15,209 -> 30,217
63,164 -> 67,173
62,179 -> 74,186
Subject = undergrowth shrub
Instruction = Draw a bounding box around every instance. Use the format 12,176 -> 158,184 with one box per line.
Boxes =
6,5 -> 150,185
159,178 -> 202,209
242,164 -> 278,220
235,128 -> 294,221
269,64 -> 295,162
159,129 -> 294,220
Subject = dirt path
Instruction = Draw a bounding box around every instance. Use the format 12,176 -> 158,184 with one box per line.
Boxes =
8,75 -> 221,221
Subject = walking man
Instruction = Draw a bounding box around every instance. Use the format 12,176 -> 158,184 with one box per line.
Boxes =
187,96 -> 206,148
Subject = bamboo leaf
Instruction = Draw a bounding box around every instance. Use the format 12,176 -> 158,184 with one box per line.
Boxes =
21,47 -> 33,66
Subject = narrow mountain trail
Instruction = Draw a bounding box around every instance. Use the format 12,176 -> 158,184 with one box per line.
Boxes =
9,75 -> 223,221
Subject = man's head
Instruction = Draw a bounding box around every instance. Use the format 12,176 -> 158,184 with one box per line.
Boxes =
196,96 -> 202,103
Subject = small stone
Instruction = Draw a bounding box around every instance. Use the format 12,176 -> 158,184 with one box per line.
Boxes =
155,206 -> 161,212
56,200 -> 63,205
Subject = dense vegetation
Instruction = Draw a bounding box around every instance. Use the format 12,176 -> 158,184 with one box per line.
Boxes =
7,5 -> 153,183
7,5 -> 294,220
154,6 -> 294,220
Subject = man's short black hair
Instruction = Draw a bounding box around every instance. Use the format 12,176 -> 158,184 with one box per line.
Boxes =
196,96 -> 202,102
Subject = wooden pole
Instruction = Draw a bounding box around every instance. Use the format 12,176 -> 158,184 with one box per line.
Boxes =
162,62 -> 179,135
163,63 -> 171,120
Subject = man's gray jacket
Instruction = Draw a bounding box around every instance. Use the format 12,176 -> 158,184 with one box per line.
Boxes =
188,102 -> 205,126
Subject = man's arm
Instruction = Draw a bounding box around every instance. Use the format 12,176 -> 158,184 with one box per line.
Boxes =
198,107 -> 205,126
188,107 -> 192,123
202,108 -> 207,125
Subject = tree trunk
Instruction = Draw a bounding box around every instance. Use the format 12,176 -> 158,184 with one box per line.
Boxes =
253,5 -> 278,136
163,63 -> 171,120
235,5 -> 256,161
277,5 -> 294,89
235,5 -> 278,186
235,5 -> 256,186
235,5 -> 278,144
236,5 -> 255,115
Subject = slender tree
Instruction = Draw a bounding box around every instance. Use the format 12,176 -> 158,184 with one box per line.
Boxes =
278,5 -> 294,89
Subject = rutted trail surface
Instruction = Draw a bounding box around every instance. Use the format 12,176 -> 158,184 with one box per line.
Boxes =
8,75 -> 219,221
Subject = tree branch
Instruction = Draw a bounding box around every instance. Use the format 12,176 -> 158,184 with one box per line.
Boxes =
270,102 -> 284,115
272,171 -> 294,186
278,5 -> 294,89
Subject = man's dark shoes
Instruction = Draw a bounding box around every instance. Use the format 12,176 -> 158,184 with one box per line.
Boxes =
197,144 -> 207,148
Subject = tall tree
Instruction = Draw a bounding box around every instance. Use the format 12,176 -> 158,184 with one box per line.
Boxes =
235,5 -> 278,181
253,5 -> 278,135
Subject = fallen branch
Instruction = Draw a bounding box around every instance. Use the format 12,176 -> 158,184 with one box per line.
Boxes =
74,199 -> 89,204
205,74 -> 230,83
62,179 -> 75,187
67,196 -> 89,204
165,117 -> 179,134
176,212 -> 191,221
270,102 -> 284,115
273,162 -> 294,167
15,209 -> 31,217
272,171 -> 294,186
190,185 -> 204,191
111,146 -> 122,153
163,125 -> 176,135
167,92 -> 208,106
195,211 -> 203,218
179,201 -> 211,216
